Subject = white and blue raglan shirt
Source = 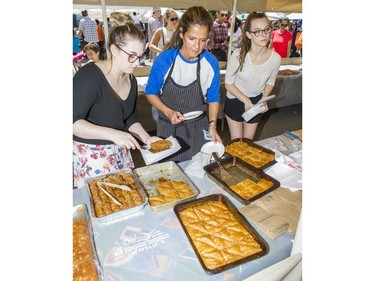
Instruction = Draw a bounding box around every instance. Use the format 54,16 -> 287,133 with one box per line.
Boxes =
145,48 -> 221,104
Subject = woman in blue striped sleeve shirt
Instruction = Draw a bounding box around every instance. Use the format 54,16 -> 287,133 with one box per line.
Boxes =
145,6 -> 223,162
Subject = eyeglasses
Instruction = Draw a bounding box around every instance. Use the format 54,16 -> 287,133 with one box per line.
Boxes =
117,45 -> 146,63
221,13 -> 228,17
249,26 -> 272,37
170,17 -> 179,22
280,24 -> 288,27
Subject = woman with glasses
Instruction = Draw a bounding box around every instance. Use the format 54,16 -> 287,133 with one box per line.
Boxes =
224,12 -> 281,140
73,20 -> 161,188
269,17 -> 293,58
149,8 -> 179,56
145,6 -> 223,162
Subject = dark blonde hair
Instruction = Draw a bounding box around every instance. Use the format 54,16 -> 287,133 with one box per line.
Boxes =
163,8 -> 177,27
84,42 -> 100,53
110,12 -> 134,26
105,23 -> 145,74
237,12 -> 270,73
163,6 -> 213,50
108,23 -> 145,50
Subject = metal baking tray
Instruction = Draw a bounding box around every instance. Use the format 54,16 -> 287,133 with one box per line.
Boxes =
224,138 -> 277,170
85,169 -> 148,223
173,194 -> 269,274
133,161 -> 200,211
73,204 -> 104,281
204,156 -> 280,204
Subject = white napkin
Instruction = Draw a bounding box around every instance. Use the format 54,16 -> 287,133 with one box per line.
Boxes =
184,152 -> 212,178
140,136 -> 181,165
264,162 -> 302,191
275,149 -> 303,172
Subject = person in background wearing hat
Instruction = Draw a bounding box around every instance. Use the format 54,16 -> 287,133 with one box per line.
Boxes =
147,7 -> 163,61
77,10 -> 99,49
145,6 -> 223,162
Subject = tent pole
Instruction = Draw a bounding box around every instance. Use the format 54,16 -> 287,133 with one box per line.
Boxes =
227,0 -> 237,60
101,0 -> 110,59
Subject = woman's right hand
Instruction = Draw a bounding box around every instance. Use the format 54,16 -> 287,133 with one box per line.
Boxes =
112,131 -> 140,150
243,99 -> 253,112
166,109 -> 183,125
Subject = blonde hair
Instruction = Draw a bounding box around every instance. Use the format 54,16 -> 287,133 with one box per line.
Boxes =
162,8 -> 177,27
110,12 -> 134,27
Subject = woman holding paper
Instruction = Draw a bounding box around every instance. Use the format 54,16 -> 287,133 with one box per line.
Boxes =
224,12 -> 281,140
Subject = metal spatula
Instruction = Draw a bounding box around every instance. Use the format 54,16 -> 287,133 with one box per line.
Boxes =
212,152 -> 237,186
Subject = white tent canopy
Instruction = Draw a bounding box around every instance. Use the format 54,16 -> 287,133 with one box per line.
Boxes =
286,12 -> 302,20
73,0 -> 302,13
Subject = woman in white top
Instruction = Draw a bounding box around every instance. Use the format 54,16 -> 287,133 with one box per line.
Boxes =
149,9 -> 179,55
228,17 -> 242,53
224,12 -> 281,140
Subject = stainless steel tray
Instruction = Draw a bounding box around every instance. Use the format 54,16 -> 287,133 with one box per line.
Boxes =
174,194 -> 269,274
204,156 -> 280,204
133,161 -> 200,211
224,138 -> 276,170
73,204 -> 104,281
85,169 -> 148,223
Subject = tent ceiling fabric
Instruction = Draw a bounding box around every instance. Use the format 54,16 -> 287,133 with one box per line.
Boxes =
72,0 -> 302,13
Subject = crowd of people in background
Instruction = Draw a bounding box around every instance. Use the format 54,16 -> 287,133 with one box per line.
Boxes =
73,8 -> 302,71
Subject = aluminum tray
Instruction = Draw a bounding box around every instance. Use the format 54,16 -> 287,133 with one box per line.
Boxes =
204,156 -> 280,204
133,161 -> 200,211
173,194 -> 269,274
85,169 -> 148,223
224,138 -> 277,170
73,204 -> 104,281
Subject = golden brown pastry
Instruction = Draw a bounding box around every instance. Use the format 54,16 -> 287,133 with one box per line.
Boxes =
88,172 -> 144,218
149,140 -> 173,153
73,219 -> 100,281
148,180 -> 193,206
225,141 -> 275,168
230,178 -> 273,200
179,200 -> 262,270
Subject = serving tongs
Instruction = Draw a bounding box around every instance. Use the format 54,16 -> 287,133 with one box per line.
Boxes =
97,181 -> 132,191
212,152 -> 237,186
97,182 -> 122,206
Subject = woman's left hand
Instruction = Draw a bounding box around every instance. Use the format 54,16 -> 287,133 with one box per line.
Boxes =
208,126 -> 222,143
260,102 -> 269,113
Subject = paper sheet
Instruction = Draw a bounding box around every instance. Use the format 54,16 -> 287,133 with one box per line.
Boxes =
140,136 -> 181,165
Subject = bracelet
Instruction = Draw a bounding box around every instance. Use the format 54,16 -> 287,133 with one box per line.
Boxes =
208,120 -> 217,129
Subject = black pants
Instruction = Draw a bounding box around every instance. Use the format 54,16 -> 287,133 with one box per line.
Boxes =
211,49 -> 227,61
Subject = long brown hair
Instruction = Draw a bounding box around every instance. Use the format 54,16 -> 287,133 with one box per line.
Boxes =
237,12 -> 270,73
163,6 -> 213,51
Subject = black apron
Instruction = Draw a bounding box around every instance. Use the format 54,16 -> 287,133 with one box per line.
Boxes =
157,52 -> 208,162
